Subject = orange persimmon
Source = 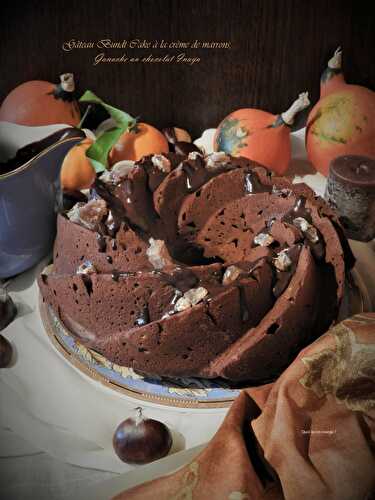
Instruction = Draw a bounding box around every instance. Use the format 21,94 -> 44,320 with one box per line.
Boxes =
60,138 -> 96,191
109,122 -> 169,165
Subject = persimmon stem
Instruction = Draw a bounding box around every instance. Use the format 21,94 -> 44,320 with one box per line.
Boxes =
281,92 -> 310,125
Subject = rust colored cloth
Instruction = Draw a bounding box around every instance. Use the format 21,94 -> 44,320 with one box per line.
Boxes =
114,313 -> 375,500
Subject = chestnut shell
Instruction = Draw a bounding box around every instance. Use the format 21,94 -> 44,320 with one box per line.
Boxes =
174,141 -> 201,156
113,416 -> 172,465
0,334 -> 13,368
0,295 -> 17,331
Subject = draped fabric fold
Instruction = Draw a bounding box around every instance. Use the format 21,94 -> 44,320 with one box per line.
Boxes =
114,313 -> 375,500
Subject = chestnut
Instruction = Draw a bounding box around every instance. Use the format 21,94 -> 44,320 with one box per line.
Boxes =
0,334 -> 13,368
163,127 -> 192,145
113,407 -> 172,465
174,141 -> 202,156
0,288 -> 17,331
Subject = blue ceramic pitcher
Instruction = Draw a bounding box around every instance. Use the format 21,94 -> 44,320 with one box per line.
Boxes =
0,123 -> 85,278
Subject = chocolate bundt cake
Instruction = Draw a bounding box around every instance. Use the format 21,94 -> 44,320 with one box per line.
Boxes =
39,151 -> 355,382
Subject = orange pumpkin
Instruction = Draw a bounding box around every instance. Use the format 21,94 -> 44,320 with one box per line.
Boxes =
0,74 -> 80,127
214,93 -> 310,175
306,48 -> 375,176
109,122 -> 169,165
60,138 -> 96,191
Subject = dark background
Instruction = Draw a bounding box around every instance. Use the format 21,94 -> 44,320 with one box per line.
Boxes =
1,0 -> 374,137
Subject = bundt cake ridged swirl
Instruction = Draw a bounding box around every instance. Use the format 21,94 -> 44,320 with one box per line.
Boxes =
39,151 -> 354,382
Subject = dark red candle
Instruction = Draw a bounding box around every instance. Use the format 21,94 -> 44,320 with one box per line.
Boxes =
325,155 -> 375,241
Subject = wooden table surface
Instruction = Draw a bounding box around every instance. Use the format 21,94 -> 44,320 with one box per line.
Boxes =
1,0 -> 374,137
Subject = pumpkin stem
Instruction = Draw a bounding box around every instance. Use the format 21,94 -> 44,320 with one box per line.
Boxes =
320,48 -> 345,97
60,73 -> 75,92
328,47 -> 342,70
280,92 -> 310,126
52,73 -> 76,102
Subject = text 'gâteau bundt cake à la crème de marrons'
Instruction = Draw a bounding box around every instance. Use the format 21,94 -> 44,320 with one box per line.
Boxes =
38,151 -> 355,383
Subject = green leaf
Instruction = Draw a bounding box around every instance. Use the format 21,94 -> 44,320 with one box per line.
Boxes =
79,91 -> 136,171
88,157 -> 106,174
79,90 -> 135,129
86,127 -> 124,172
